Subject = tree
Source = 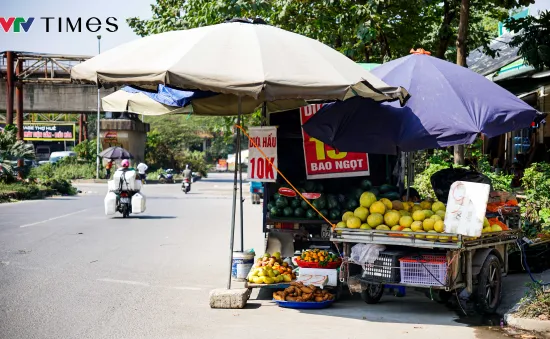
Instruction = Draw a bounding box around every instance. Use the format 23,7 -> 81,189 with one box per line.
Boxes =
0,125 -> 35,182
506,10 -> 550,71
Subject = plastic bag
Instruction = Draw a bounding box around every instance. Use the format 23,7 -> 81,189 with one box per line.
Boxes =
431,168 -> 492,203
351,244 -> 386,265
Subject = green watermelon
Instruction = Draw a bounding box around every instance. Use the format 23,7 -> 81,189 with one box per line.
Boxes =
283,207 -> 293,217
273,193 -> 281,200
306,209 -> 317,219
319,209 -> 329,219
301,199 -> 310,210
352,188 -> 364,200
290,199 -> 301,209
315,182 -> 325,193
360,179 -> 373,190
327,195 -> 339,209
381,191 -> 401,201
380,184 -> 398,193
275,197 -> 288,208
267,202 -> 275,210
270,207 -> 280,217
329,209 -> 341,220
304,181 -> 316,192
370,188 -> 380,197
346,199 -> 359,210
294,207 -> 305,218
312,197 -> 327,209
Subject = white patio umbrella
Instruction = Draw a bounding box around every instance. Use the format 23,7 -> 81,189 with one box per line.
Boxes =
71,21 -> 409,109
101,89 -> 191,115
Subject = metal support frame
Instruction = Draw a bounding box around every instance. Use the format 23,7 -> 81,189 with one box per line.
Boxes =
15,58 -> 24,140
5,51 -> 14,124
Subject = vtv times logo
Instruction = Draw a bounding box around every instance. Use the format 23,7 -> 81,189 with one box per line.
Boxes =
0,17 -> 118,33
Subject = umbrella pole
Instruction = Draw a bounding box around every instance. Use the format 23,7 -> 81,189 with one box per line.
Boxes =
227,100 -> 241,290
238,98 -> 244,253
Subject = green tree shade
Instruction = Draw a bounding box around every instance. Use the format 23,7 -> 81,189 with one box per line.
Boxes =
505,10 -> 550,71
0,125 -> 35,182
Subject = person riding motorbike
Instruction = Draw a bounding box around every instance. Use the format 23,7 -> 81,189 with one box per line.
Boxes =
182,164 -> 192,192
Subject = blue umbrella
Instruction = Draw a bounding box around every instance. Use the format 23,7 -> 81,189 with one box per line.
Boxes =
122,85 -> 216,108
302,54 -> 542,154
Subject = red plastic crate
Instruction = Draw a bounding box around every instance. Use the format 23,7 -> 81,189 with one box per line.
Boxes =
296,258 -> 342,269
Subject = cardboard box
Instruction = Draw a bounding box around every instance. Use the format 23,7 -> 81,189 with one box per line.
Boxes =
299,267 -> 338,286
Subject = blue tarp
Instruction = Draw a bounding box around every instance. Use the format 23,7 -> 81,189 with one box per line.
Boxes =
122,85 -> 216,108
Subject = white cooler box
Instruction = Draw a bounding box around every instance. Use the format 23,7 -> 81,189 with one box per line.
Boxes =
298,268 -> 339,287
104,191 -> 117,215
131,193 -> 146,214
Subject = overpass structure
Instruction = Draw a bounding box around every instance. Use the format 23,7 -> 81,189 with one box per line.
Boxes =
0,51 -> 115,142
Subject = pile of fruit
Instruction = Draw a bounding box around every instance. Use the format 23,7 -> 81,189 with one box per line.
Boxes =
296,249 -> 340,267
267,179 -> 399,220
335,191 -> 509,241
273,282 -> 335,302
248,252 -> 296,284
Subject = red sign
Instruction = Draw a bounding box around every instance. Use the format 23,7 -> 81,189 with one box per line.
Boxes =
300,104 -> 370,179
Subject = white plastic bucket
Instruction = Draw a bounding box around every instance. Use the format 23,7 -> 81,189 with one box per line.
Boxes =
131,193 -> 146,214
231,252 -> 255,281
104,192 -> 117,215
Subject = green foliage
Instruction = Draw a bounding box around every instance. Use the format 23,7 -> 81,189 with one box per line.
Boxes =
73,139 -> 98,162
0,182 -> 40,201
0,124 -> 35,182
506,10 -> 550,71
175,150 -> 211,177
521,162 -> 550,234
516,281 -> 550,319
30,157 -> 100,181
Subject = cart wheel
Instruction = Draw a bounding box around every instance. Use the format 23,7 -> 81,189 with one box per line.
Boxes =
425,290 -> 452,304
475,254 -> 502,314
361,284 -> 384,304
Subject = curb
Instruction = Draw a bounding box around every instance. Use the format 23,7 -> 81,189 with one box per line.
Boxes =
505,314 -> 550,333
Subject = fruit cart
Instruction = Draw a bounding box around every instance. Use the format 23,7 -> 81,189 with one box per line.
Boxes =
332,226 -> 520,314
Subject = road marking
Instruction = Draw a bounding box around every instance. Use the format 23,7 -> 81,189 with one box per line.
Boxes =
19,209 -> 88,228
97,278 -> 203,291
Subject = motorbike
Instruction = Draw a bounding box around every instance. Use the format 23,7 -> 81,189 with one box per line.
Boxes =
182,177 -> 191,194
158,169 -> 174,184
116,190 -> 134,218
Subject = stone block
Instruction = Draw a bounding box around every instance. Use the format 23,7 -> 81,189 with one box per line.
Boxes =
209,288 -> 251,309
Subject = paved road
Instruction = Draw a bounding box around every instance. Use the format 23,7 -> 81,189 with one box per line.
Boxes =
0,173 -> 507,339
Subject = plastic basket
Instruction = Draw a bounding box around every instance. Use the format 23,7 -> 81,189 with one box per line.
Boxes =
295,258 -> 342,269
399,255 -> 447,286
361,250 -> 405,283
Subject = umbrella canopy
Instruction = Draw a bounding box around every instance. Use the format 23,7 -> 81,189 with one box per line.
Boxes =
71,20 -> 409,112
302,54 -> 542,154
102,87 -> 192,115
99,146 -> 133,160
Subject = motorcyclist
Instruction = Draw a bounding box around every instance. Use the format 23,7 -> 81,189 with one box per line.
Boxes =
182,164 -> 192,190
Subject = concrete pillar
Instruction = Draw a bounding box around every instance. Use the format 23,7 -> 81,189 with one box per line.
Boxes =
5,51 -> 14,125
15,57 -> 23,140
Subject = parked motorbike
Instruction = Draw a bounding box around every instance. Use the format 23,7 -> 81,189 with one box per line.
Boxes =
158,169 -> 175,184
182,177 -> 191,194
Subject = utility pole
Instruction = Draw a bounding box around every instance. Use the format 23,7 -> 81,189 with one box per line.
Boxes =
96,35 -> 102,178
454,0 -> 470,165
5,51 -> 15,125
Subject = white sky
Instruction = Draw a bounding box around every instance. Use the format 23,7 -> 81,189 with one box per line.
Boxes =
1,0 -> 155,56
1,0 -> 549,56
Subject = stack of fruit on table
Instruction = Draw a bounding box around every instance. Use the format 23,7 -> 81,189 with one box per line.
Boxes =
272,281 -> 335,302
248,252 -> 297,284
267,180 -> 400,221
295,249 -> 341,268
335,190 -> 510,242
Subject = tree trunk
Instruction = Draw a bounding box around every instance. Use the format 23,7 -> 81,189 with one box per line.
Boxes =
435,0 -> 457,59
454,0 -> 470,165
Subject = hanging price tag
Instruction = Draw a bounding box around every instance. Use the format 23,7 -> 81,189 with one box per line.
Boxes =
247,126 -> 278,182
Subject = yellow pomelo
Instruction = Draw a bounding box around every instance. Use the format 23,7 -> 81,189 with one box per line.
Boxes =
411,221 -> 424,232
439,235 -> 450,242
376,225 -> 391,231
379,198 -> 393,210
370,201 -> 386,215
423,210 -> 434,218
426,230 -> 438,240
384,211 -> 401,227
367,213 -> 384,227
342,211 -> 355,222
436,210 -> 446,218
434,220 -> 445,233
402,227 -> 413,237
412,210 -> 426,221
402,202 -> 412,212
360,223 -> 372,230
415,230 -> 426,239
423,218 -> 435,231
411,205 -> 423,212
347,216 -> 362,229
491,224 -> 503,232
431,215 -> 442,222
399,215 -> 413,228
432,201 -> 446,212
336,221 -> 347,234
482,226 -> 492,233
359,192 -> 377,208
354,206 -> 369,222
392,200 -> 404,210
399,210 -> 411,217
420,200 -> 432,210
483,217 -> 490,228
391,225 -> 403,231
452,236 -> 459,241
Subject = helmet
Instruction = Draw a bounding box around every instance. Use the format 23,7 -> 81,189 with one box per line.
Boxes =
121,159 -> 130,168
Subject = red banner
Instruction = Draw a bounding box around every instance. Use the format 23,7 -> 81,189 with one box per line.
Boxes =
300,104 -> 370,179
